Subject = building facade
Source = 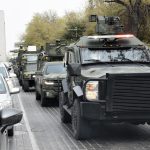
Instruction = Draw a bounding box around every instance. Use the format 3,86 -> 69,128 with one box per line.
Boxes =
0,10 -> 6,62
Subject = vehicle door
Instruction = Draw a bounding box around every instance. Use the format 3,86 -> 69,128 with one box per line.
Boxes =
35,65 -> 44,93
66,50 -> 76,105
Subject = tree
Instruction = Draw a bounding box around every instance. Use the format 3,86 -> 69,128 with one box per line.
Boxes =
86,0 -> 150,41
22,10 -> 65,48
63,12 -> 86,42
104,0 -> 150,36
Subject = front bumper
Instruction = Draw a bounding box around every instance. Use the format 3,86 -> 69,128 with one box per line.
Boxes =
80,102 -> 150,122
42,80 -> 61,98
44,90 -> 58,98
23,78 -> 35,82
22,78 -> 35,87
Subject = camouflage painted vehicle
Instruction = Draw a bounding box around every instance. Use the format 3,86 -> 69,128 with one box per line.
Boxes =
35,40 -> 66,106
59,15 -> 150,139
35,61 -> 66,106
37,40 -> 66,70
20,52 -> 38,92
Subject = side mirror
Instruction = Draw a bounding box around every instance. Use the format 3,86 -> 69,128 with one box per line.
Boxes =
35,71 -> 42,75
67,63 -> 81,76
9,73 -> 16,78
20,66 -> 23,71
10,87 -> 20,94
7,67 -> 11,71
0,108 -> 22,128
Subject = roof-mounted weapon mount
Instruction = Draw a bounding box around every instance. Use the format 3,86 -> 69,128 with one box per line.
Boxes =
89,15 -> 124,35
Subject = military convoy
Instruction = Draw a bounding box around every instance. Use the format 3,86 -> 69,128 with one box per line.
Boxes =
59,15 -> 150,139
11,15 -> 150,140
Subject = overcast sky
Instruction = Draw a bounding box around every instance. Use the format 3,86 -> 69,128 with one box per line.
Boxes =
0,0 -> 86,52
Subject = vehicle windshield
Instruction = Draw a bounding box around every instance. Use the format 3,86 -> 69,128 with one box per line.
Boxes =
0,67 -> 8,78
45,64 -> 66,75
81,48 -> 150,64
25,63 -> 37,72
0,77 -> 6,94
26,55 -> 38,62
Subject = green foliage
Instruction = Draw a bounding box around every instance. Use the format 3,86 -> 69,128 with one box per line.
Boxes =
85,0 -> 150,42
22,1 -> 150,45
63,12 -> 86,42
22,11 -> 65,48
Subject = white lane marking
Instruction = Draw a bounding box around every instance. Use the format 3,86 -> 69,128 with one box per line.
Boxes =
17,94 -> 40,150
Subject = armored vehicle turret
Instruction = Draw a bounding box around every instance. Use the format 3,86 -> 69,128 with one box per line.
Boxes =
89,14 -> 123,35
37,40 -> 66,70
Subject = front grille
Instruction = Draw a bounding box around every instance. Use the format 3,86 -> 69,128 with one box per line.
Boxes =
52,80 -> 62,91
107,74 -> 150,112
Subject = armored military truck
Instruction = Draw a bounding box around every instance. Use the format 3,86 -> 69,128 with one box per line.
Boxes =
15,46 -> 39,89
20,53 -> 38,91
59,15 -> 150,139
37,40 -> 66,70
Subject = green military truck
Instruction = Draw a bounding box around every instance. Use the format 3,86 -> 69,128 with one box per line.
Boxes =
14,46 -> 39,91
20,52 -> 38,92
37,40 -> 66,70
59,15 -> 150,139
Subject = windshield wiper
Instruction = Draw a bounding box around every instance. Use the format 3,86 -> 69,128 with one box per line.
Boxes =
84,59 -> 108,64
132,45 -> 146,50
120,58 -> 133,62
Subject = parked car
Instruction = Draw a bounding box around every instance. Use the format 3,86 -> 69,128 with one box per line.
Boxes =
3,62 -> 12,72
0,74 -> 20,136
35,62 -> 66,106
0,62 -> 16,78
0,63 -> 16,89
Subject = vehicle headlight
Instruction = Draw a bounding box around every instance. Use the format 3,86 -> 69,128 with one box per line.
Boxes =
0,100 -> 12,110
85,81 -> 98,101
24,74 -> 31,78
43,80 -> 54,85
32,75 -> 36,78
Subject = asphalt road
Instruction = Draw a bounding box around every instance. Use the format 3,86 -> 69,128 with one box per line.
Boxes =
8,79 -> 150,150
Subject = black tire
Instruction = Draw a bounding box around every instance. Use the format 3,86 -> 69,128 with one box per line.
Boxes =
8,126 -> 14,137
72,99 -> 91,140
35,89 -> 41,101
19,79 -> 22,86
41,91 -> 47,107
22,80 -> 29,92
59,92 -> 71,123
